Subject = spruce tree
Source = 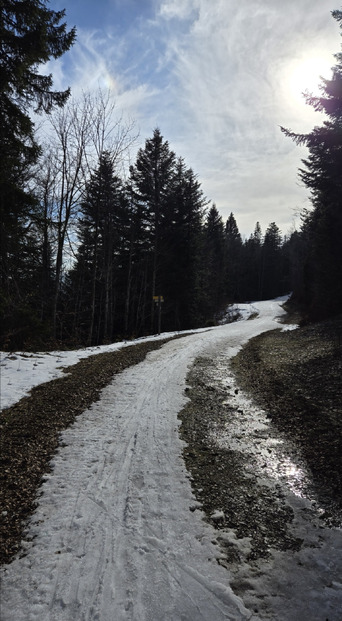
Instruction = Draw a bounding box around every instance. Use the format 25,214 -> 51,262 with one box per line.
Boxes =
160,158 -> 206,329
240,222 -> 263,301
0,0 -> 75,346
224,212 -> 242,301
281,10 -> 342,317
129,129 -> 176,332
0,0 -> 75,209
69,153 -> 128,345
202,204 -> 225,321
261,222 -> 283,299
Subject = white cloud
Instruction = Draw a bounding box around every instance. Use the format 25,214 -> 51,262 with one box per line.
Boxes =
45,0 -> 341,236
159,0 -> 198,21
149,0 -> 341,233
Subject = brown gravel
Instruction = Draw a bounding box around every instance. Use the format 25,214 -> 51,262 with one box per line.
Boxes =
179,356 -> 302,561
231,316 -> 342,524
2,316 -> 341,568
0,338 -> 174,565
178,314 -> 342,563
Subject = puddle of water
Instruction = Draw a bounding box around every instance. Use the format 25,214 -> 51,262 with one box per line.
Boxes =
206,355 -> 314,501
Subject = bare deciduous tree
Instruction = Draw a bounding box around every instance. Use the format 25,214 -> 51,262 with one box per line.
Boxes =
35,90 -> 137,336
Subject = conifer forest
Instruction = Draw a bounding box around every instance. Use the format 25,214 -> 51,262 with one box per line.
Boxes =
1,2 -> 341,349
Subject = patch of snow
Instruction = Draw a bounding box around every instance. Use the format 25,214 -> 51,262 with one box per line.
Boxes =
0,330 -> 205,412
211,510 -> 225,522
281,323 -> 299,331
218,302 -> 259,324
1,298 -> 340,620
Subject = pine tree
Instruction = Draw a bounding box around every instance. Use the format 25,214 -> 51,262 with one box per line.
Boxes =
129,129 -> 176,332
261,222 -> 283,299
0,0 -> 75,226
281,10 -> 342,317
239,222 -> 263,301
160,158 -> 206,329
68,153 -> 129,345
0,0 -> 75,346
224,212 -> 242,301
202,204 -> 225,321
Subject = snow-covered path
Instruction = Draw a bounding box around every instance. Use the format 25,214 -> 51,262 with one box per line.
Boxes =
1,298 -> 334,621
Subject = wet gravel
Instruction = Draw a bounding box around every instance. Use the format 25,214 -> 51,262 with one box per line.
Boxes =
179,315 -> 342,565
179,357 -> 304,562
231,316 -> 342,525
1,316 -> 341,570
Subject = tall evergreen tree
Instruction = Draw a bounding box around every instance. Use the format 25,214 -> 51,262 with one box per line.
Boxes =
159,158 -> 206,329
129,129 -> 176,332
239,222 -> 263,301
281,9 -> 342,317
202,204 -> 225,320
224,212 -> 242,301
0,0 -> 75,347
281,230 -> 305,301
68,153 -> 128,345
261,222 -> 283,299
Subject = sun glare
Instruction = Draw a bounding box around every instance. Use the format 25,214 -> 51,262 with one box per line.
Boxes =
287,55 -> 333,103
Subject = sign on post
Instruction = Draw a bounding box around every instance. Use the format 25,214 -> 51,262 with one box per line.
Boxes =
153,295 -> 164,334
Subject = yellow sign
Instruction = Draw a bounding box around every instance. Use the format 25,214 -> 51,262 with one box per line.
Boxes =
153,295 -> 164,302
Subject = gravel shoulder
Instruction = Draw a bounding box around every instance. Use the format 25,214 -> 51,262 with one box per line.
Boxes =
0,338 -> 174,565
1,315 -> 341,569
231,315 -> 342,524
179,313 -> 342,565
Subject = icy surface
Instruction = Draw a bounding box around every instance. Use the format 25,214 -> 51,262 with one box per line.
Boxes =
0,300 -> 265,412
0,332 -> 194,412
1,297 -> 341,620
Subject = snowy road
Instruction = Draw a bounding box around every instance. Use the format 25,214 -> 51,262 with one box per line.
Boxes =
1,299 -> 341,620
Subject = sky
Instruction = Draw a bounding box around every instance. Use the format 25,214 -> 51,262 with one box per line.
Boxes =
46,0 -> 341,237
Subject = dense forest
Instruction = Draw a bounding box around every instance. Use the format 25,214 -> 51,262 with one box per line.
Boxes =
1,2 -> 341,350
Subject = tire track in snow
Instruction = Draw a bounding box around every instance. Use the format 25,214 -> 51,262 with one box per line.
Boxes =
1,302 -> 286,620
